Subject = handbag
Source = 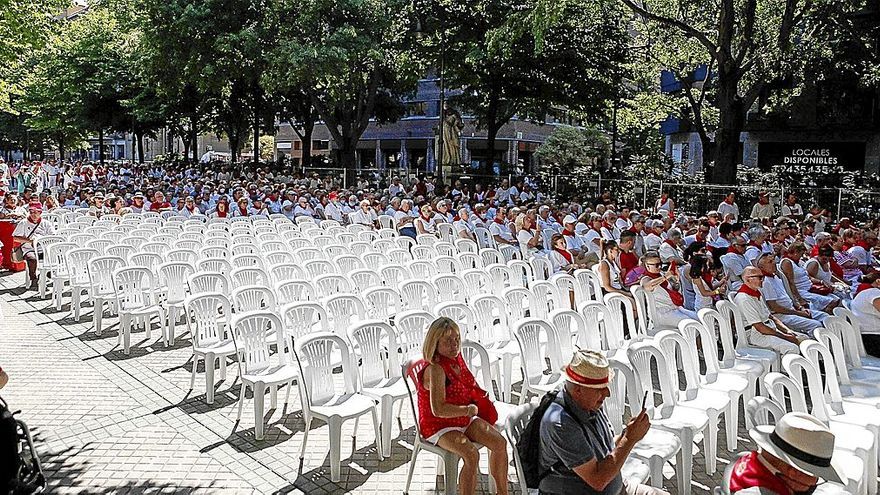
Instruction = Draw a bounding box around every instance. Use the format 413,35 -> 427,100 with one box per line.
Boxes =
470,387 -> 498,425
809,283 -> 832,295
11,222 -> 39,263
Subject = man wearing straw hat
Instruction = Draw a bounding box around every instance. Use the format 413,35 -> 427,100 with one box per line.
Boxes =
538,350 -> 668,495
728,412 -> 845,494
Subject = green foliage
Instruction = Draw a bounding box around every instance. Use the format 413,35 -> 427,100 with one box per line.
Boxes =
534,125 -> 609,178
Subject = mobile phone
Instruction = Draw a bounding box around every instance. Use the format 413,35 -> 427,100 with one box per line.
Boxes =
640,391 -> 649,412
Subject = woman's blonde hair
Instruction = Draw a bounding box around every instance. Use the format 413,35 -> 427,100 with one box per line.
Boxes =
514,213 -> 528,231
422,317 -> 460,363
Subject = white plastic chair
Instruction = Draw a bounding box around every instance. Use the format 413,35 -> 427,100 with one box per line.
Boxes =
362,286 -> 404,320
349,268 -> 382,292
314,273 -> 353,298
399,280 -> 437,312
230,267 -> 271,288
184,293 -> 237,404
113,266 -> 167,355
295,332 -> 383,481
231,285 -> 277,313
348,321 -> 408,458
394,310 -> 434,363
158,262 -> 195,345
716,300 -> 779,371
88,255 -> 126,335
379,264 -> 410,288
512,319 -> 565,404
188,271 -> 231,295
275,279 -> 316,305
269,263 -> 306,284
323,294 -> 367,336
230,311 -> 298,440
432,274 -> 467,302
698,307 -> 768,395
66,248 -> 98,321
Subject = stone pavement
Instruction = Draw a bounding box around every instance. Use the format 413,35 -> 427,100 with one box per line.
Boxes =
0,268 -> 750,494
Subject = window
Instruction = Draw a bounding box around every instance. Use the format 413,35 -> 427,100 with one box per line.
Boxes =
293,141 -> 301,150
405,102 -> 427,117
313,140 -> 330,150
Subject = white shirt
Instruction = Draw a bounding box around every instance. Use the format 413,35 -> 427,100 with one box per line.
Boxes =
717,201 -> 739,220
734,291 -> 773,328
582,229 -> 602,255
658,241 -> 683,262
12,218 -> 55,255
781,203 -> 803,217
848,245 -> 874,267
761,275 -> 795,310
721,253 -> 749,291
349,209 -> 377,227
644,233 -> 662,251
564,233 -> 584,253
323,201 -> 344,222
853,288 -> 880,335
489,221 -> 514,242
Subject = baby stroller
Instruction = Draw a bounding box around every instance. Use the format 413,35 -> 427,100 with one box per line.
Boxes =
1,396 -> 45,494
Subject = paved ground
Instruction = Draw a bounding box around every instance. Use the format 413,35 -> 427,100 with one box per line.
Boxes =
0,268 -> 750,494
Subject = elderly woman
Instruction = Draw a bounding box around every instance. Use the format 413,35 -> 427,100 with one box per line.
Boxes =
417,317 -> 508,495
415,204 -> 438,236
853,273 -> 880,356
549,233 -> 586,273
639,251 -> 698,331
515,213 -> 542,258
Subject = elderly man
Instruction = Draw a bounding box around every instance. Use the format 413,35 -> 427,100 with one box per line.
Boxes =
537,205 -> 560,232
454,208 -> 477,241
658,228 -> 685,264
489,207 -> 518,246
538,350 -> 667,495
755,252 -> 825,336
349,199 -> 378,228
729,412 -> 844,494
721,235 -> 750,291
12,201 -> 55,289
734,266 -> 802,355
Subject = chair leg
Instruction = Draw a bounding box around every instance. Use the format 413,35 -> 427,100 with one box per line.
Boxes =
649,458 -> 663,488
443,452 -> 460,495
299,416 -> 312,461
705,419 -> 718,475
94,298 -> 103,336
253,382 -> 266,440
327,415 -> 343,482
403,443 -> 421,494
380,396 -> 393,458
270,385 -> 277,409
205,353 -> 215,405
501,354 -> 513,403
72,288 -> 81,322
677,428 -> 694,495
121,315 -> 131,355
189,355 -> 198,392
726,399 -> 739,451
219,358 -> 227,381
235,383 -> 247,421
371,406 -> 384,460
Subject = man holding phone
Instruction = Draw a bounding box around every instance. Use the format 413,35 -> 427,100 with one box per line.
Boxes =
538,350 -> 669,495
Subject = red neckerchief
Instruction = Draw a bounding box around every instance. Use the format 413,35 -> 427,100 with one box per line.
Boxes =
729,452 -> 792,495
239,206 -> 248,215
724,198 -> 733,205
562,229 -> 575,236
664,239 -> 677,248
842,243 -> 852,251
695,232 -> 705,242
857,283 -> 873,295
602,222 -> 613,231
217,209 -> 227,218
420,213 -> 432,222
738,284 -> 762,297
186,205 -> 195,212
555,248 -> 573,263
642,270 -> 684,306
494,218 -> 504,225
858,240 -> 869,249
628,227 -> 639,234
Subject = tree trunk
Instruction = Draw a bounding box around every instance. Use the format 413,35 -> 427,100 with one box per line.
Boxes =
182,134 -> 191,162
230,133 -> 239,165
137,133 -> 145,164
711,72 -> 744,185
301,124 -> 313,169
58,135 -> 65,161
98,128 -> 105,167
253,99 -> 261,165
191,114 -> 198,163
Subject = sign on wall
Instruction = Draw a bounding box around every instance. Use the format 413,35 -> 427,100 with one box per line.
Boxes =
757,142 -> 866,174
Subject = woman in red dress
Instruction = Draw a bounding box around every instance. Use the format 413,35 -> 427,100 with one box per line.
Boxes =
418,317 -> 509,495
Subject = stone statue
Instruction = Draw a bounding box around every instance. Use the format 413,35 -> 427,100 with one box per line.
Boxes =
440,104 -> 464,166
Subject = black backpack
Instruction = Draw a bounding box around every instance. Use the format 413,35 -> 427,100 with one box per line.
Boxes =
0,396 -> 20,492
516,389 -> 581,489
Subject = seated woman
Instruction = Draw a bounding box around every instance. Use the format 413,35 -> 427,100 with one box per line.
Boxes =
415,204 -> 438,236
854,272 -> 880,357
515,213 -> 542,259
806,245 -> 849,298
418,317 -> 508,495
679,241 -> 707,310
548,233 -> 587,273
639,251 -> 698,331
597,240 -> 630,298
688,253 -> 727,312
780,242 -> 840,314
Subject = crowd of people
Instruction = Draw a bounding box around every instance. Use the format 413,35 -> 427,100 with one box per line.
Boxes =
1,155 -> 876,494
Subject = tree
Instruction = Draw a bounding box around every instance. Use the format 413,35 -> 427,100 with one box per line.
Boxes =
618,0 -> 880,184
534,125 -> 610,178
269,0 -> 422,172
418,0 -> 627,171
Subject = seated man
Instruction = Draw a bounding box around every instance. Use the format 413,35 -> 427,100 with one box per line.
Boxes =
734,266 -> 803,355
755,252 -> 825,337
539,350 -> 668,495
729,412 -> 844,495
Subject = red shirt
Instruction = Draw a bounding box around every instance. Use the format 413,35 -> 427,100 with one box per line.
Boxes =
416,354 -> 478,439
149,201 -> 171,211
729,452 -> 792,495
619,251 -> 639,279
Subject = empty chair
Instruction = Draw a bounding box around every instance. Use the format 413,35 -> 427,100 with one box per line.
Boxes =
395,310 -> 434,363
167,249 -> 198,264
502,286 -> 533,322
573,268 -> 603,304
88,255 -> 126,335
513,319 -> 566,403
188,271 -> 231,295
184,293 -> 237,404
231,311 -> 298,441
399,280 -> 437,312
281,301 -> 330,342
480,248 -> 504,267
269,263 -> 306,283
434,255 -> 462,274
197,258 -> 233,277
387,248 -> 412,264
507,260 -> 534,288
304,259 -> 336,279
408,260 -> 437,279
323,294 -> 368,336
129,252 -> 163,273
230,267 -> 271,288
432,274 -> 467,302
529,280 -> 559,319
433,302 -> 477,338
458,252 -> 483,270
200,245 -> 229,260
113,267 -> 167,355
349,268 -> 382,292
362,252 -> 389,268
472,294 -> 519,403
275,279 -> 316,305
314,273 -> 353,298
363,287 -> 404,320
66,248 -> 98,321
158,262 -> 195,345
231,286 -> 277,313
487,263 -> 513,293
333,254 -> 364,274
231,253 -> 265,271
264,251 -> 295,266
348,321 -> 409,458
379,264 -> 410,287
461,269 -> 491,300
412,245 -> 438,262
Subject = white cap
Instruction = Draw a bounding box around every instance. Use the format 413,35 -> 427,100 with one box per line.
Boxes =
563,215 -> 577,225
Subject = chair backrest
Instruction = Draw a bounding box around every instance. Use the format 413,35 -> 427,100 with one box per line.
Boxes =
231,253 -> 265,271
461,269 -> 491,300
275,279 -> 316,305
529,281 -> 559,320
507,260 -> 533,287
716,300 -> 749,349
797,338 -> 850,411
188,271 -> 230,295
458,252 -> 483,271
434,255 -> 462,274
407,259 -> 437,279
697,307 -> 739,367
264,251 -> 296,266
334,254 -> 364,274
281,301 -> 329,341
434,301 -> 477,337
296,332 -> 357,406
437,223 -> 455,243
435,241 -> 456,258
387,249 -> 413,266
550,273 -> 577,310
834,306 -> 869,359
602,292 -> 640,343
395,310 -> 435,363
362,252 -> 389,268
66,248 -> 99,285
88,255 -> 126,297
486,263 -> 512,293
402,358 -> 431,435
474,227 -> 495,250
197,257 -> 232,276
576,301 -> 610,351
480,248 -> 504,267
471,294 -> 510,348
314,273 -> 352,298
377,214 -> 396,230
626,340 -> 680,417
349,268 -> 382,292
323,294 -> 367,336
269,263 -> 306,284
185,292 -> 232,348
679,318 -> 723,381
230,267 -> 271,288
348,321 -> 398,387
158,262 -> 195,303
379,264 -> 410,287
502,286 -> 533,322
167,249 -> 198,264
746,396 -> 786,428
629,285 -> 656,335
764,368 -> 809,416
573,269 -> 603,303
822,315 -> 864,369
455,238 -> 478,254
231,311 -> 285,374
654,329 -> 703,400
399,279 -> 437,311
113,266 -> 157,309
513,318 -> 563,384
813,326 -> 854,386
530,257 -> 553,281
232,285 -> 277,313
362,286 -> 403,320
549,309 -> 582,362
129,252 -> 163,272
432,274 -> 466,302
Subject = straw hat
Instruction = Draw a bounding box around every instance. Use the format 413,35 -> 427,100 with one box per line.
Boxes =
562,350 -> 613,389
750,412 -> 844,484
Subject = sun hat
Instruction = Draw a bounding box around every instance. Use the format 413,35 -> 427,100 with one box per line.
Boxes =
561,350 -> 613,389
563,215 -> 577,225
749,411 -> 844,484
28,201 -> 43,212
